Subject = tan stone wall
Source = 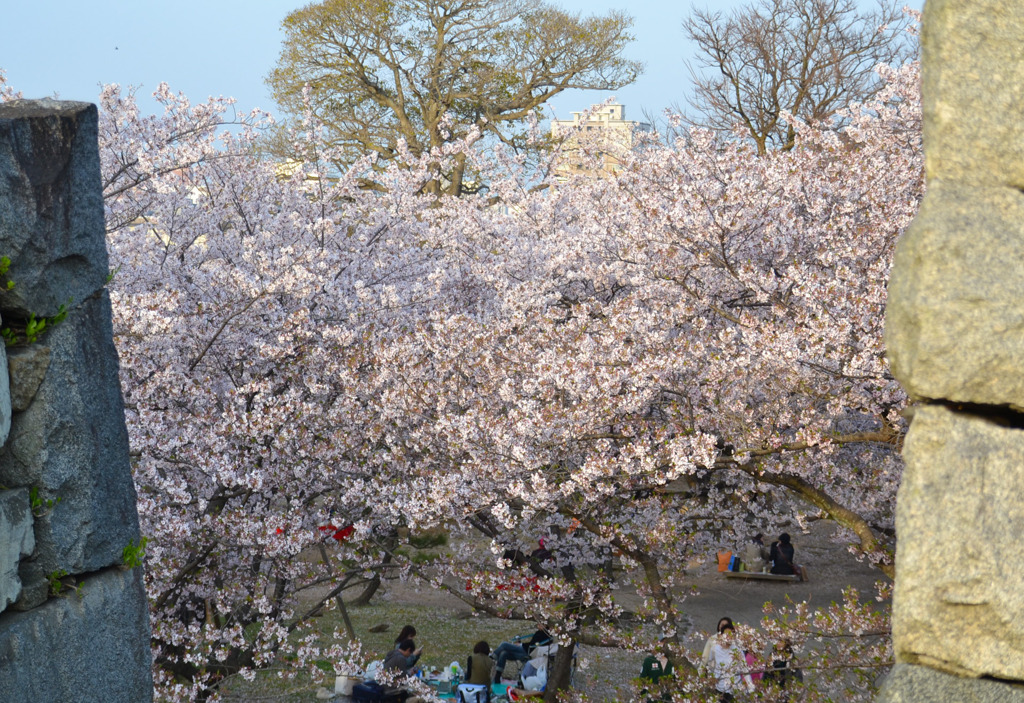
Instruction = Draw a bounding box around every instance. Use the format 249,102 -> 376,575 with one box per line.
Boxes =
882,0 -> 1024,699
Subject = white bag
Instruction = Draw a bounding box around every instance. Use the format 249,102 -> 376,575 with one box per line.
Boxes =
335,674 -> 361,695
520,653 -> 548,691
364,660 -> 383,682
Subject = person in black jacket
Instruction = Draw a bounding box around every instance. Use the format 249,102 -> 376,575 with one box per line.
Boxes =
762,639 -> 803,700
491,629 -> 552,683
770,533 -> 798,576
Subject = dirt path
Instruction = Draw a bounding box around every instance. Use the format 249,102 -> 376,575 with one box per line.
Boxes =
682,520 -> 883,641
368,520 -> 889,701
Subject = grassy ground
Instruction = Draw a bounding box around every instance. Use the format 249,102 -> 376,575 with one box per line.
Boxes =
345,601 -> 534,674
207,519 -> 886,702
217,596 -> 540,702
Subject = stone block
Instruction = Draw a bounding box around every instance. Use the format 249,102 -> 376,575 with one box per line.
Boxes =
878,663 -> 1024,702
892,405 -> 1024,680
921,0 -> 1024,186
7,344 -> 49,412
0,567 -> 153,703
886,183 -> 1024,409
0,489 -> 34,612
0,99 -> 109,319
10,558 -> 47,612
0,291 -> 138,574
0,338 -> 9,446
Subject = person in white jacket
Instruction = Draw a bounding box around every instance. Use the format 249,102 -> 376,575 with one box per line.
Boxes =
701,617 -> 734,665
706,624 -> 755,701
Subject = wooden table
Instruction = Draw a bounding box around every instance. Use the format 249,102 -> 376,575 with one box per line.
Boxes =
723,571 -> 800,582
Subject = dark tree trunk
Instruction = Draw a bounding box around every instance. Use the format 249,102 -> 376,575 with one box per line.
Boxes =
350,536 -> 397,605
543,640 -> 575,702
348,573 -> 382,606
317,543 -> 357,639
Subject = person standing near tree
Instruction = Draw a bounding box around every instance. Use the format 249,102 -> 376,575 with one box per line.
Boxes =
763,639 -> 802,699
702,617 -> 735,666
640,650 -> 674,684
707,624 -> 755,702
639,634 -> 675,702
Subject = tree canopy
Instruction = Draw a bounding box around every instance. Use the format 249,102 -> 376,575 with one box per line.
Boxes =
266,0 -> 642,194
0,56 -> 921,701
684,0 -> 916,153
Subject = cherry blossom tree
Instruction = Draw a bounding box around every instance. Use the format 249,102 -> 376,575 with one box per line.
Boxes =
2,54 -> 921,702
339,60 -> 922,701
0,70 -> 20,101
100,84 -> 375,701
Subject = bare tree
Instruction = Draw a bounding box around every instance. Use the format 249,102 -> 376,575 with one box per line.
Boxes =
683,0 -> 915,153
267,0 -> 641,194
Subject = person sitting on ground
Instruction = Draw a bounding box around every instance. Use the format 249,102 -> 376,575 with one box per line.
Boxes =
384,639 -> 420,677
389,627 -> 423,672
742,533 -> 768,572
394,625 -> 417,647
465,640 -> 493,691
492,628 -> 552,683
770,533 -> 806,580
380,639 -> 425,703
701,617 -> 734,667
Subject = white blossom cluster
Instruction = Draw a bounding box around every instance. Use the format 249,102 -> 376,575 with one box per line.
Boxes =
0,59 -> 922,702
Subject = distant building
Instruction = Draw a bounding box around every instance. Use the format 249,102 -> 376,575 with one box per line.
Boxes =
550,104 -> 652,181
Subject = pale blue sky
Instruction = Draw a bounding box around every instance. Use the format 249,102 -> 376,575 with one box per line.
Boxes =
2,0 -> 922,123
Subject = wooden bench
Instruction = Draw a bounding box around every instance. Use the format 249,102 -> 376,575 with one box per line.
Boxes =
723,571 -> 800,582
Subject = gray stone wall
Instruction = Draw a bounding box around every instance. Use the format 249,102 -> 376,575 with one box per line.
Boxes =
882,0 -> 1024,700
0,100 -> 152,701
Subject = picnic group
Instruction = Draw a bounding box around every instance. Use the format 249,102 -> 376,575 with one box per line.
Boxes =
349,625 -> 554,702
349,533 -> 807,702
